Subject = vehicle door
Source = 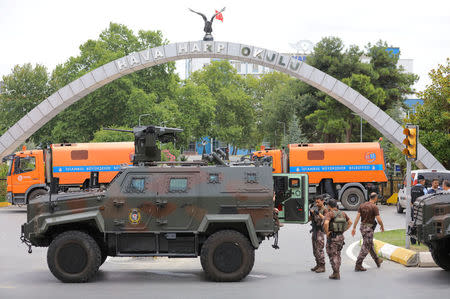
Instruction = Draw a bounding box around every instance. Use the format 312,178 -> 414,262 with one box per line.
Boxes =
155,173 -> 199,231
11,154 -> 40,204
105,172 -> 156,232
274,173 -> 309,224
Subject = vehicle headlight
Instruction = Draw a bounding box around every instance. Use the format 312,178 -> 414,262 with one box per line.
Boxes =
6,192 -> 13,203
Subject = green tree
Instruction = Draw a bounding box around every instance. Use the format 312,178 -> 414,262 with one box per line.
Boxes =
189,61 -> 257,151
409,59 -> 450,168
34,23 -> 179,145
295,37 -> 417,143
0,64 -> 51,135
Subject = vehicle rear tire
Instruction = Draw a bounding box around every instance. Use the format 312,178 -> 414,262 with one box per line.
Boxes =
429,239 -> 450,271
340,188 -> 365,210
396,201 -> 404,214
200,230 -> 255,282
28,189 -> 48,203
47,231 -> 101,282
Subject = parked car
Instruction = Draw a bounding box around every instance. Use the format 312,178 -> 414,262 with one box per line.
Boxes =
397,169 -> 450,213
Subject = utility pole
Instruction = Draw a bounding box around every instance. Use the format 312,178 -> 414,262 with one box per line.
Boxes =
405,159 -> 411,248
402,124 -> 418,249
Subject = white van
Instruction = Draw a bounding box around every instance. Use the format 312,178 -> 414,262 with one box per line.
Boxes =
397,169 -> 450,213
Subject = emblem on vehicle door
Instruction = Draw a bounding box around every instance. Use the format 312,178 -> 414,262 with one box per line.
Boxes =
128,209 -> 141,224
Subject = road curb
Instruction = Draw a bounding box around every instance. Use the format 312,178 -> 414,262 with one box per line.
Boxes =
0,202 -> 11,207
373,239 -> 419,266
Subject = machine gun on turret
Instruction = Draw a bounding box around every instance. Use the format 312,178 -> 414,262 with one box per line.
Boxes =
104,126 -> 183,165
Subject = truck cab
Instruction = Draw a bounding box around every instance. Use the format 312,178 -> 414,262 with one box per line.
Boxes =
3,149 -> 46,205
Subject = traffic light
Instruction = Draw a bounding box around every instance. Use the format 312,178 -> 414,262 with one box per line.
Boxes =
402,125 -> 418,161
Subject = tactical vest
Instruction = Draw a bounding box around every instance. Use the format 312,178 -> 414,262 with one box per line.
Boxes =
330,211 -> 347,233
411,185 -> 425,204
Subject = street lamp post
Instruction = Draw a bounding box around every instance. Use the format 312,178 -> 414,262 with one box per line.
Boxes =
351,113 -> 363,142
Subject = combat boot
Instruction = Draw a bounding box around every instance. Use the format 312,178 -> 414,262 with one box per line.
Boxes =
329,272 -> 340,280
310,265 -> 319,271
314,265 -> 325,273
375,258 -> 383,268
355,264 -> 367,272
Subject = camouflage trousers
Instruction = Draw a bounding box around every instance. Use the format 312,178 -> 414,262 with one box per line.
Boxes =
312,230 -> 325,266
326,234 -> 345,273
356,225 -> 378,265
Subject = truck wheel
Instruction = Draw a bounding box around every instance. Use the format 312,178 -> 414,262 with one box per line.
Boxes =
47,231 -> 101,282
396,201 -> 404,214
341,188 -> 365,210
430,239 -> 450,271
28,189 -> 47,203
200,230 -> 255,282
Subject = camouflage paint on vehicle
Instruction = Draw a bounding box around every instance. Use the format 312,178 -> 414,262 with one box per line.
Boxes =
410,192 -> 450,270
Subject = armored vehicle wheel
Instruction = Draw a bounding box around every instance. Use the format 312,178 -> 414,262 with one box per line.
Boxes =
200,230 -> 255,282
28,189 -> 47,203
47,231 -> 101,282
396,201 -> 404,213
341,188 -> 365,210
430,239 -> 450,271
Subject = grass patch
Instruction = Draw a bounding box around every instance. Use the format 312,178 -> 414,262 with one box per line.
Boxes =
374,229 -> 429,252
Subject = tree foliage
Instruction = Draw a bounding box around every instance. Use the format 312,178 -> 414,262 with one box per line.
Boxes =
0,64 -> 51,135
409,59 -> 450,168
296,37 -> 417,143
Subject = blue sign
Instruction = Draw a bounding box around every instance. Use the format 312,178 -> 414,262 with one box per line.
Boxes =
290,164 -> 384,173
53,165 -> 122,173
395,165 -> 401,172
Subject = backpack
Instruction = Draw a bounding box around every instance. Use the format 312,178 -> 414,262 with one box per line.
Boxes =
330,211 -> 347,233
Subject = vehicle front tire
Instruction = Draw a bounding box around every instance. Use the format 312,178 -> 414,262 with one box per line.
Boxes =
429,239 -> 450,271
341,188 -> 365,210
396,201 -> 404,214
200,230 -> 255,282
47,231 -> 101,282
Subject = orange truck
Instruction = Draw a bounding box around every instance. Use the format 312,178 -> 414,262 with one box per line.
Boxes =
252,142 -> 387,210
2,142 -> 134,205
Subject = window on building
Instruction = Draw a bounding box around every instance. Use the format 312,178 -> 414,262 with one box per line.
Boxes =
234,62 -> 241,73
252,64 -> 259,73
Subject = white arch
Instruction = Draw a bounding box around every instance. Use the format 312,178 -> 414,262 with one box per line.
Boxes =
0,41 -> 444,169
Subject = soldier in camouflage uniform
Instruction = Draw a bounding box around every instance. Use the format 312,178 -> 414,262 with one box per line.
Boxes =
323,199 -> 352,280
309,195 -> 327,273
351,192 -> 384,271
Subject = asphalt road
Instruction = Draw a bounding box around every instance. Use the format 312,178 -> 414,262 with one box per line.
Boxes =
0,205 -> 448,299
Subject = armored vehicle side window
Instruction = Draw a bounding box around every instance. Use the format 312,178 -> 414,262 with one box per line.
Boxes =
125,177 -> 146,193
209,173 -> 220,184
169,178 -> 188,192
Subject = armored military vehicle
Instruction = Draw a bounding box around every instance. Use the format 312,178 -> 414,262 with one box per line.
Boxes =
21,125 -> 308,282
409,192 -> 450,271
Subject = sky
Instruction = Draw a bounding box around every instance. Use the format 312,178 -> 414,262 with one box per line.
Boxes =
0,0 -> 449,92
